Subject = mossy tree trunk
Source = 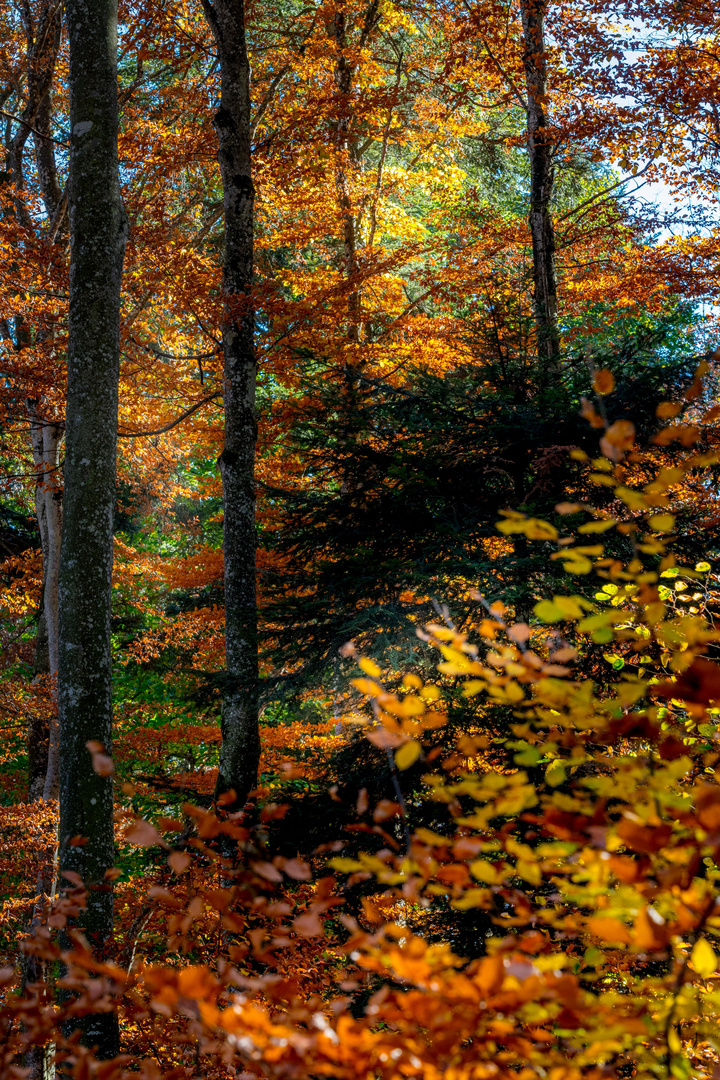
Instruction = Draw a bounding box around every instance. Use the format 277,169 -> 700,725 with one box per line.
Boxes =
520,0 -> 560,376
202,0 -> 260,812
57,0 -> 127,1057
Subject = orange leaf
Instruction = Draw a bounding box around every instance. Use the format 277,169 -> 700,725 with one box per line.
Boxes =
476,954 -> 504,993
633,907 -> 666,950
600,420 -> 635,462
593,368 -> 615,395
587,916 -> 631,944
86,739 -> 114,777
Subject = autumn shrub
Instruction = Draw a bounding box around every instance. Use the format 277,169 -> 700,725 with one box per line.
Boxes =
2,361 -> 720,1078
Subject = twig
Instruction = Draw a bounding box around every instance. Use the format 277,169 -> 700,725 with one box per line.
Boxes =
117,392 -> 222,438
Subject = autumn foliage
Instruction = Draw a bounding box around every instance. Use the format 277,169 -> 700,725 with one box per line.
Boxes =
2,0 -> 720,1077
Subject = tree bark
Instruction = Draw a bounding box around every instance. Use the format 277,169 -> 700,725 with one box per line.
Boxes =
57,0 -> 127,1057
520,0 -> 560,376
29,605 -> 50,803
28,408 -> 63,801
329,1 -> 379,345
8,0 -> 63,229
202,0 -> 260,813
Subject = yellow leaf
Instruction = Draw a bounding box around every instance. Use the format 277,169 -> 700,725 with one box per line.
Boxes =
395,740 -> 422,770
545,762 -> 566,787
649,513 -> 675,533
577,519 -> 616,533
690,937 -> 717,978
504,681 -> 524,703
470,860 -> 500,884
516,859 -> 542,885
534,600 -> 565,623
616,486 -> 648,511
656,401 -> 682,419
524,518 -> 559,540
328,857 -> 363,872
351,677 -> 383,697
358,657 -> 382,678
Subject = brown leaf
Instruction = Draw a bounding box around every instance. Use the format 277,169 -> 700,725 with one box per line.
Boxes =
282,858 -> 311,881
168,851 -> 191,874
653,658 -> 720,705
373,799 -> 401,822
292,910 -> 324,937
251,860 -> 283,883
696,785 -> 720,831
86,739 -> 114,777
617,818 -> 672,854
125,819 -> 167,848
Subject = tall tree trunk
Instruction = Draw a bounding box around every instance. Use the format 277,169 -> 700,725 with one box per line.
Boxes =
202,0 -> 260,813
28,408 -> 63,801
520,0 -> 560,376
330,7 -> 361,345
57,0 -> 127,1057
329,1 -> 379,346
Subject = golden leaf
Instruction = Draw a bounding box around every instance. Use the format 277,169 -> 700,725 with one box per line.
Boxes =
690,937 -> 717,979
395,740 -> 422,770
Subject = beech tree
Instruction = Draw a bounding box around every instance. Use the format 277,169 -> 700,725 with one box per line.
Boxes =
56,0 -> 127,1056
202,0 -> 260,811
520,0 -> 560,375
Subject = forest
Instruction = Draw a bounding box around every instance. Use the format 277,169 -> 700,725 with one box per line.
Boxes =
2,0 -> 720,1074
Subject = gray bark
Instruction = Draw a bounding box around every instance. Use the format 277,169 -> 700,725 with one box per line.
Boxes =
202,0 -> 260,812
28,408 -> 63,801
8,0 -> 63,229
1,0 -> 64,804
58,0 -> 127,1057
520,0 -> 560,375
29,605 -> 50,803
329,2 -> 379,344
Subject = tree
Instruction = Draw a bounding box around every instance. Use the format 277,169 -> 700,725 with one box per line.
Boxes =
56,0 -> 127,1056
520,0 -> 560,375
202,0 -> 260,811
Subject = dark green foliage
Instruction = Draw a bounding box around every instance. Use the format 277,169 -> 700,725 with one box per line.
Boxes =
261,308 -> 705,698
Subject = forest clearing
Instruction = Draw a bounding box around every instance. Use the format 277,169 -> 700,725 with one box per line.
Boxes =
2,0 -> 720,1076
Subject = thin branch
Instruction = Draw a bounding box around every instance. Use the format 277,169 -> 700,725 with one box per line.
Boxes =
117,392 -> 222,439
367,51 -> 403,252
0,108 -> 67,147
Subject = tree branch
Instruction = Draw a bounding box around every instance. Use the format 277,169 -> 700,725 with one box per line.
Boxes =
117,392 -> 222,438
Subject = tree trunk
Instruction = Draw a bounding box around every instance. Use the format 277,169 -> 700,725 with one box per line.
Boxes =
520,0 -> 560,376
329,1 -> 379,345
330,7 -> 361,345
29,606 -> 50,803
57,0 -> 127,1057
28,408 -> 63,801
202,0 -> 260,813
